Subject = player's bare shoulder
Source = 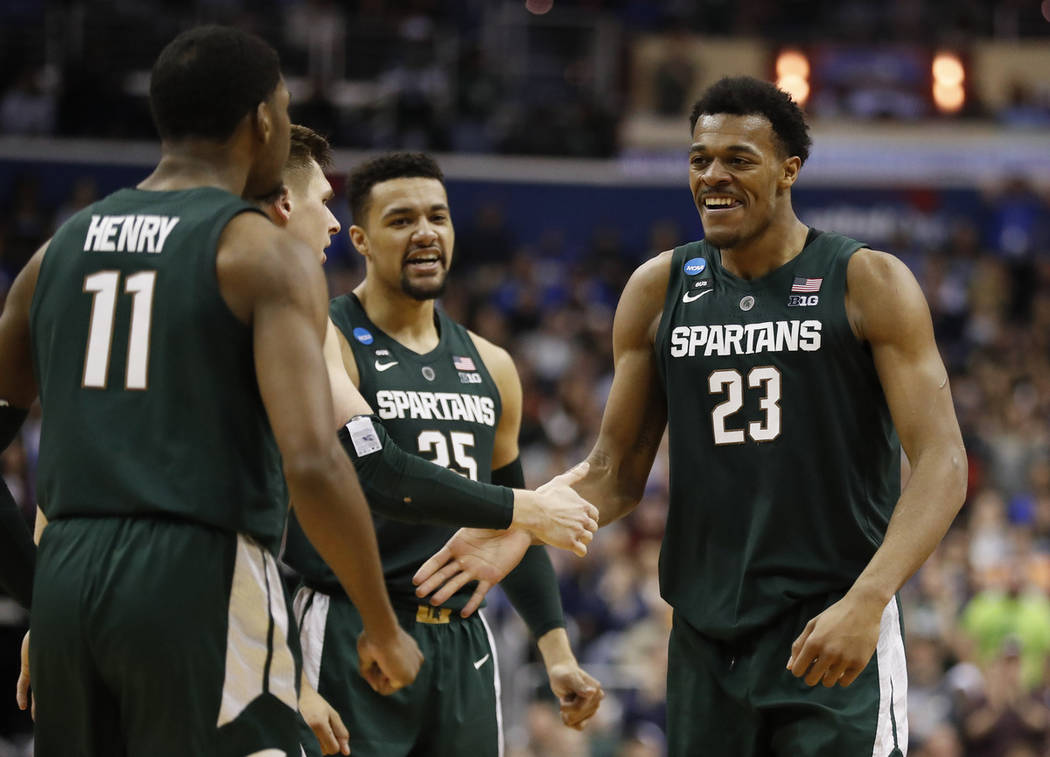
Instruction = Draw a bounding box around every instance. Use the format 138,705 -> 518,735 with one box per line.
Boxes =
467,330 -> 519,393
845,247 -> 932,345
617,249 -> 675,347
216,211 -> 325,325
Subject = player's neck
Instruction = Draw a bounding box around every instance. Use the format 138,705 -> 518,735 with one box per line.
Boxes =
355,281 -> 440,354
138,145 -> 250,195
718,212 -> 809,281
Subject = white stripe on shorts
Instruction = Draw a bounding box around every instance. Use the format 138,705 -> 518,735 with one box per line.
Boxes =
872,598 -> 908,756
216,535 -> 299,726
478,611 -> 504,757
293,586 -> 330,692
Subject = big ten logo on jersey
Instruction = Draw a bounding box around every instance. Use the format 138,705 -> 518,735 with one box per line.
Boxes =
452,355 -> 482,384
787,294 -> 819,307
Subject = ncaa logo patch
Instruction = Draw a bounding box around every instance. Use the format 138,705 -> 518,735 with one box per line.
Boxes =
683,257 -> 707,276
353,327 -> 374,345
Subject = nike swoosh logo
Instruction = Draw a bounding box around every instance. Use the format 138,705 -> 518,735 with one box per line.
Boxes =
683,289 -> 713,303
473,653 -> 490,670
375,360 -> 399,372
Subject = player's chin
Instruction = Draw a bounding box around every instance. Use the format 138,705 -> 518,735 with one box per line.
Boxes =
401,274 -> 447,301
699,225 -> 743,250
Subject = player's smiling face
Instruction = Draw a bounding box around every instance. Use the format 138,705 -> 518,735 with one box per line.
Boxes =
689,113 -> 798,250
357,177 -> 454,301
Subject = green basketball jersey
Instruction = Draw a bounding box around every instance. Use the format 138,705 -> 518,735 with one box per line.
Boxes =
30,187 -> 287,552
653,229 -> 900,640
284,293 -> 501,610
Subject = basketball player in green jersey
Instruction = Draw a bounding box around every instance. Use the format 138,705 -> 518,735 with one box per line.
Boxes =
259,131 -> 600,756
0,26 -> 423,756
280,152 -> 604,756
416,76 -> 968,756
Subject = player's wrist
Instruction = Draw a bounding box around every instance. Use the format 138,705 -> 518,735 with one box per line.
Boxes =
845,575 -> 894,609
509,489 -> 542,534
536,627 -> 575,669
360,606 -> 402,641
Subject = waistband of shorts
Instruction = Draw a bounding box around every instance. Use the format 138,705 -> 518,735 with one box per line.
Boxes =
301,578 -> 465,627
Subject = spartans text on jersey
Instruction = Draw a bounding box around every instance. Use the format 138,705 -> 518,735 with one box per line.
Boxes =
669,319 -> 822,358
374,389 -> 497,426
84,215 -> 180,254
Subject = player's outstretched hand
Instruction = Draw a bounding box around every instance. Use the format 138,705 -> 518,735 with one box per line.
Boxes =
15,630 -> 32,720
512,462 -> 598,557
413,527 -> 532,616
357,626 -> 423,696
786,588 -> 885,688
300,679 -> 350,755
548,662 -> 604,730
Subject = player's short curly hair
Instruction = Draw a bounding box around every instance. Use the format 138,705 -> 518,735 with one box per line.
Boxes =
347,152 -> 444,225
149,25 -> 281,142
689,76 -> 812,165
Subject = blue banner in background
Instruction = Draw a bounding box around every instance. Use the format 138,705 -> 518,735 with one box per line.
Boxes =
0,158 -> 988,269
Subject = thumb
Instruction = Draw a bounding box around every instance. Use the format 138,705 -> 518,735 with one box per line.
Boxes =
540,461 -> 590,492
557,461 -> 590,486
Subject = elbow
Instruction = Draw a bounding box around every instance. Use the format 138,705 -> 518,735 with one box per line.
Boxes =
948,443 -> 968,511
282,442 -> 340,493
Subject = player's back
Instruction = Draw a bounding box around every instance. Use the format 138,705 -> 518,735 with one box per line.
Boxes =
30,186 -> 287,550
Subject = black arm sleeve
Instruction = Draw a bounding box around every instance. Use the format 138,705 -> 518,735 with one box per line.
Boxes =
491,458 -> 566,638
340,416 -> 513,529
0,405 -> 34,610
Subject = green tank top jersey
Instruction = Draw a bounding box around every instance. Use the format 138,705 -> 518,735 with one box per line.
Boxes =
653,229 -> 900,640
30,187 -> 287,552
287,293 -> 501,610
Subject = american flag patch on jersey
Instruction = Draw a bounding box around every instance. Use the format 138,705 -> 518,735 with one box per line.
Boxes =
453,355 -> 476,371
791,276 -> 823,293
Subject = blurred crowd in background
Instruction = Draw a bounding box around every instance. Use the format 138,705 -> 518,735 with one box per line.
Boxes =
2,0 -> 1050,155
2,1 -> 1050,756
1,164 -> 1050,756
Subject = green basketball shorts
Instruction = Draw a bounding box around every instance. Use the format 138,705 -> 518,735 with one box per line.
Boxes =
294,587 -> 502,757
31,516 -> 303,757
666,594 -> 907,757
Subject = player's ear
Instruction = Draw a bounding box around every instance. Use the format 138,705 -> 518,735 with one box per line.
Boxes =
348,225 -> 370,259
252,99 -> 272,144
778,156 -> 801,191
274,186 -> 293,223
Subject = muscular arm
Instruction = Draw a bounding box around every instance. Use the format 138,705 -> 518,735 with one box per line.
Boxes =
0,247 -> 45,610
324,318 -> 372,425
475,335 -> 604,729
0,247 -> 43,409
411,255 -> 671,604
574,252 -> 671,525
217,214 -> 401,643
846,249 -> 967,604
789,248 -> 966,687
474,335 -> 566,635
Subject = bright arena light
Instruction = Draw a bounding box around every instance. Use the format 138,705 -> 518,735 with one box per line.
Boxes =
776,50 -> 810,79
932,52 -> 965,113
775,50 -> 811,106
932,53 -> 965,87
